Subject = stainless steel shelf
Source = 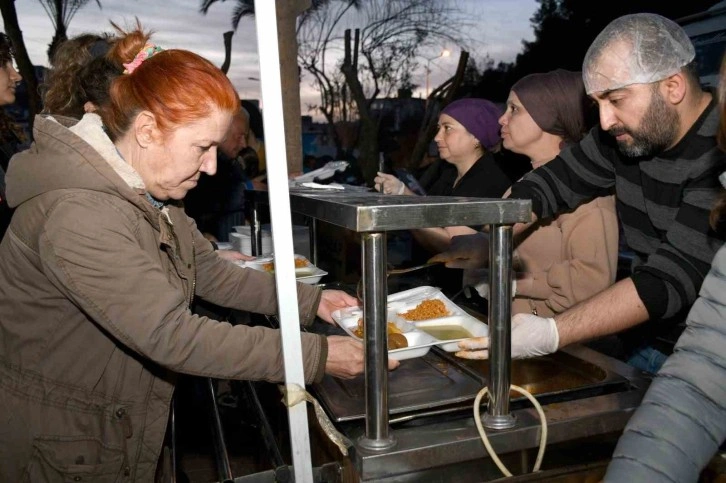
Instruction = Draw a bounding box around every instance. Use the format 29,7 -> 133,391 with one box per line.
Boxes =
287,191 -> 531,232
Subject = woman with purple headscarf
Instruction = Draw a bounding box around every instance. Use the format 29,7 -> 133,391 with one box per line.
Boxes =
374,98 -> 511,249
373,98 -> 512,293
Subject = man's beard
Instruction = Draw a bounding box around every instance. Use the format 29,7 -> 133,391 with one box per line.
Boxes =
609,89 -> 680,158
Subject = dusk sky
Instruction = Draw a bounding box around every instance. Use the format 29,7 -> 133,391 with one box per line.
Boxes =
1,0 -> 538,117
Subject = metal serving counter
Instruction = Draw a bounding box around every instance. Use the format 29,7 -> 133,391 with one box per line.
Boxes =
247,189 -> 530,446
246,188 -> 649,481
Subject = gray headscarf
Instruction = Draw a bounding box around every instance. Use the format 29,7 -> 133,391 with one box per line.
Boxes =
511,69 -> 590,144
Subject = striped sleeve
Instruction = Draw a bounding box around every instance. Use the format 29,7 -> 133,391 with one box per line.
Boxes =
630,152 -> 725,319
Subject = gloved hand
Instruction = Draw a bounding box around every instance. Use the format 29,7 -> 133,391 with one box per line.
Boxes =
455,313 -> 559,359
462,268 -> 517,300
373,172 -> 406,195
429,232 -> 489,269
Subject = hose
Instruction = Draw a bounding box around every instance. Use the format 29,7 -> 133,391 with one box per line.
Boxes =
473,384 -> 547,477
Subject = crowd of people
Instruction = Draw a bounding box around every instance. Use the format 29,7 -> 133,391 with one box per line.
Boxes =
0,10 -> 724,482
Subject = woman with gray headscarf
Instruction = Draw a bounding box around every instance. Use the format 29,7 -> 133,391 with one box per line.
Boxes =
457,70 -> 619,358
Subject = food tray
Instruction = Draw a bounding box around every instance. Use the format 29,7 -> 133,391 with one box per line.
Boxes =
235,254 -> 328,285
332,286 -> 488,358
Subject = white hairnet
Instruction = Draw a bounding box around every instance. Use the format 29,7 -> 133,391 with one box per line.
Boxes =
583,13 -> 695,95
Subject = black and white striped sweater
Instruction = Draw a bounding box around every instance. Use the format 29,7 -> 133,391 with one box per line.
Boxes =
510,97 -> 725,345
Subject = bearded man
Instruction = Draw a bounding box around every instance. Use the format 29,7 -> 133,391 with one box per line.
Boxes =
434,13 -> 726,373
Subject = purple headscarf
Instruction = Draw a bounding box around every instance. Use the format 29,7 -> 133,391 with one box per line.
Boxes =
441,98 -> 502,150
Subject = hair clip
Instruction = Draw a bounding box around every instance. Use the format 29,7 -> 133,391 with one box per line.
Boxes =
123,43 -> 163,74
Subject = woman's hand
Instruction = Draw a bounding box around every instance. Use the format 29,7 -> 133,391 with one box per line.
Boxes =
317,290 -> 360,324
373,172 -> 406,195
429,232 -> 490,269
325,336 -> 399,379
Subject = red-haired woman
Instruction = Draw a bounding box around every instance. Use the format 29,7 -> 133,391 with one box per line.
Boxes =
0,24 -> 387,481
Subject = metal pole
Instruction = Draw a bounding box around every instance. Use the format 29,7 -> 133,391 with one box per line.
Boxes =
484,224 -> 516,429
206,379 -> 234,483
251,202 -> 261,256
358,232 -> 396,450
170,401 -> 177,483
254,1 -> 314,480
310,218 -> 318,266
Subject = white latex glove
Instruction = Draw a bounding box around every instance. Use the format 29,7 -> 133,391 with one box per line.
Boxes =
456,313 -> 559,359
429,232 -> 489,269
373,172 -> 405,195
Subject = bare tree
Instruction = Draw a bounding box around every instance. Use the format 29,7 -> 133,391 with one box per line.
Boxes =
297,1 -> 362,157
298,0 -> 470,184
38,0 -> 101,61
200,0 -> 336,172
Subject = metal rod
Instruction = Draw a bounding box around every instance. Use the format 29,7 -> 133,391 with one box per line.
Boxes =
251,203 -> 261,256
207,378 -> 234,482
170,399 -> 177,483
310,218 -> 318,266
484,224 -> 516,429
358,232 -> 396,450
244,381 -> 287,469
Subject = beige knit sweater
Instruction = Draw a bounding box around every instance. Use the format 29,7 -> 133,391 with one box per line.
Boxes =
512,195 -> 619,317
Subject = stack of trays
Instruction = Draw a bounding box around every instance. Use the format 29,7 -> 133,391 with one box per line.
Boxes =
229,225 -> 311,258
235,254 -> 328,285
332,286 -> 489,360
229,226 -> 273,256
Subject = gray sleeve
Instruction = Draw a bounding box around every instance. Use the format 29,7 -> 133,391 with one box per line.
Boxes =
604,245 -> 726,482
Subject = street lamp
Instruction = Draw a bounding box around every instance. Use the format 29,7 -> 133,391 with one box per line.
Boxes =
425,49 -> 451,98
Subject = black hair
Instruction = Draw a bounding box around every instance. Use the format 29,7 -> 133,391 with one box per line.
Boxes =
78,56 -> 122,111
0,33 -> 15,65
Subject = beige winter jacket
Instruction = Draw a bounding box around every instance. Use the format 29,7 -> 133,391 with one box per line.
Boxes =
513,195 -> 619,317
0,114 -> 326,481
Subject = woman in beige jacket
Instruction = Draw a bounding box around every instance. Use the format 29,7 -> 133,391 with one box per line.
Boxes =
502,69 -> 618,317
0,26 -> 397,482
462,70 -> 618,324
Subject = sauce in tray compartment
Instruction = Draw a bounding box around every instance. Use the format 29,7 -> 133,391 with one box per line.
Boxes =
418,325 -> 473,340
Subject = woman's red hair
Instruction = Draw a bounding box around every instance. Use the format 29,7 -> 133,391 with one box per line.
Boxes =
103,23 -> 238,141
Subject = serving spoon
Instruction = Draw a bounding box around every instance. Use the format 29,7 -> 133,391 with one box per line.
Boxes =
356,261 -> 443,301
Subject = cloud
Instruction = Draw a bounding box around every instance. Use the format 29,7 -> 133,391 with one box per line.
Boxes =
2,0 -> 538,118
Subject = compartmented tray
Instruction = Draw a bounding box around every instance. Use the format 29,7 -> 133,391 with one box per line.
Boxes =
235,254 -> 328,285
332,286 -> 488,359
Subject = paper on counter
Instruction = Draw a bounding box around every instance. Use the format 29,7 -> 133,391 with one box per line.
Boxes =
299,182 -> 345,190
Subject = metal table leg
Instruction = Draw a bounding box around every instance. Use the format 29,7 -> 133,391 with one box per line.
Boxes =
358,232 -> 396,450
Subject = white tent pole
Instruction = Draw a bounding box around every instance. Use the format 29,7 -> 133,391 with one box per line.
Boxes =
254,1 -> 314,481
